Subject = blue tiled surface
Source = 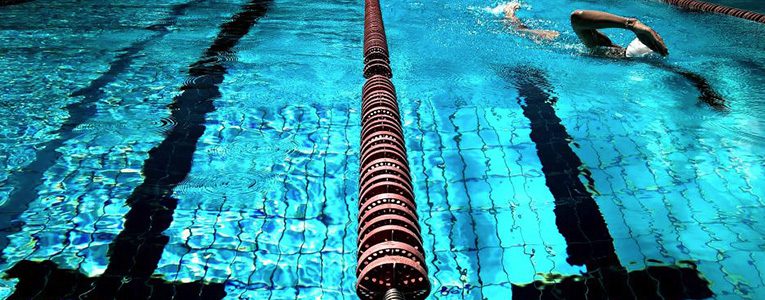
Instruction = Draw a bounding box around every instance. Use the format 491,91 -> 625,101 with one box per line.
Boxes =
0,0 -> 764,299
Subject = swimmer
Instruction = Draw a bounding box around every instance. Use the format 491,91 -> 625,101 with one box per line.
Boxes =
500,4 -> 725,109
570,10 -> 668,57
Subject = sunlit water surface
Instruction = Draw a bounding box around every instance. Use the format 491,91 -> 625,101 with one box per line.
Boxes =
0,0 -> 763,299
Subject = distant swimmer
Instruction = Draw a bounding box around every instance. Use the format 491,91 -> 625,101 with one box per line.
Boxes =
502,2 -> 560,42
497,2 -> 725,109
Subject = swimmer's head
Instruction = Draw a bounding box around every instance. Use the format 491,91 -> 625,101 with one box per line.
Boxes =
625,38 -> 658,58
487,2 -> 521,16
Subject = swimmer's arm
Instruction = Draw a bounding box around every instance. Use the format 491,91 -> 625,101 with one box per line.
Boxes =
570,10 -> 634,30
570,10 -> 631,48
571,10 -> 668,55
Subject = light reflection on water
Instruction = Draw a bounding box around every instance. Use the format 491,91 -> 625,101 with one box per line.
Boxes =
0,0 -> 763,299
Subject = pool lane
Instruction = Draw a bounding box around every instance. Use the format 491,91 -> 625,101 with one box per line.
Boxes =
4,1 -> 272,298
151,0 -> 366,297
383,0 -> 765,299
503,66 -> 712,300
0,0 -> 204,256
1,2 -> 245,298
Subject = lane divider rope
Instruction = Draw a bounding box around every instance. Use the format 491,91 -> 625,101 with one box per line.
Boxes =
662,0 -> 765,23
357,0 -> 430,299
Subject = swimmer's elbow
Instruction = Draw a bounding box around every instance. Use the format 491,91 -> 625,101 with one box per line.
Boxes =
570,10 -> 585,25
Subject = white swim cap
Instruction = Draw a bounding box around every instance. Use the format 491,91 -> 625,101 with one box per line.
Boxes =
625,38 -> 655,58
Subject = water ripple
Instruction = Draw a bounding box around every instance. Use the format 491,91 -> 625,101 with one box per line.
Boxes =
74,114 -> 177,136
206,138 -> 298,159
177,171 -> 270,197
154,117 -> 178,134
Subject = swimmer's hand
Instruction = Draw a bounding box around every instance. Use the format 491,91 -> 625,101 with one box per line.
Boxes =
629,20 -> 669,56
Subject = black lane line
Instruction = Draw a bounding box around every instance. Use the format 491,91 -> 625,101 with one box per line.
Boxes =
0,0 -> 33,6
4,1 -> 272,299
609,58 -> 727,110
673,69 -> 726,110
0,0 -> 204,254
501,66 -> 713,300
645,61 -> 727,110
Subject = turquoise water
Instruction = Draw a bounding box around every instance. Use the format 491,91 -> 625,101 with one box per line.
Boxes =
705,0 -> 765,13
0,0 -> 764,299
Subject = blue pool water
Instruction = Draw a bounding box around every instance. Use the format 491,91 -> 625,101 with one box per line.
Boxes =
706,0 -> 765,13
1,0 -> 764,299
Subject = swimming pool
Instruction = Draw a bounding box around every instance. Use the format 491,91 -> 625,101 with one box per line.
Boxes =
0,0 -> 763,299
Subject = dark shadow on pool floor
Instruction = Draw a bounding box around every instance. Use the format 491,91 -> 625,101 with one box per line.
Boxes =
5,260 -> 226,300
0,0 -> 33,6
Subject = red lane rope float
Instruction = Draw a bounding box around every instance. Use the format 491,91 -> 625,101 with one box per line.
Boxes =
662,0 -> 765,24
357,0 -> 430,299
